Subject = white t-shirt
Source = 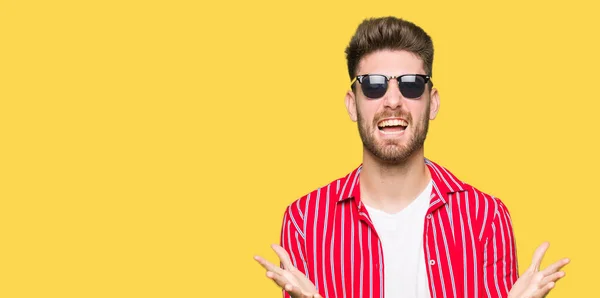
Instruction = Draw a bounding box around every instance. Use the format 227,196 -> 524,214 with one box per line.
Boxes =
364,180 -> 433,298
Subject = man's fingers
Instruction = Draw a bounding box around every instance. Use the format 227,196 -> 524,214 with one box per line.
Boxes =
532,281 -> 555,298
254,255 -> 284,275
283,283 -> 318,298
529,242 -> 550,272
266,270 -> 319,298
271,244 -> 295,270
266,270 -> 291,290
273,276 -> 312,298
541,271 -> 565,285
284,284 -> 305,297
541,258 -> 570,276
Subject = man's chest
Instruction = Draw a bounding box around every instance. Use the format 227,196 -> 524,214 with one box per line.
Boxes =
300,200 -> 486,298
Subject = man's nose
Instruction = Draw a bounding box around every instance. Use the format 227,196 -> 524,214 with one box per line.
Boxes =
383,79 -> 403,109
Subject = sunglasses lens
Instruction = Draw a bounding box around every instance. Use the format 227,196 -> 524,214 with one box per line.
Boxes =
361,75 -> 388,99
399,75 -> 426,99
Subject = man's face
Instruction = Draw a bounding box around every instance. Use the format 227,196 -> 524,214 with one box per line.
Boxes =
345,50 -> 440,164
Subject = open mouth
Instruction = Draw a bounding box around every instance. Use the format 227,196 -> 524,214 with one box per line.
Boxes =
377,118 -> 408,134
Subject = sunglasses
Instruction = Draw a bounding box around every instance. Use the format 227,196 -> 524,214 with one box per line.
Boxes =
350,74 -> 431,99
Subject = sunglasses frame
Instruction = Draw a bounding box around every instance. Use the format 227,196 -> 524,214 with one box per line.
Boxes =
350,74 -> 432,99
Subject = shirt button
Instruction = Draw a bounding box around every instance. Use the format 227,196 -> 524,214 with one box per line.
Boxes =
426,214 -> 432,219
429,260 -> 436,266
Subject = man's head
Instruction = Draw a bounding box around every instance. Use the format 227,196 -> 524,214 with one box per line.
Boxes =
344,17 -> 440,165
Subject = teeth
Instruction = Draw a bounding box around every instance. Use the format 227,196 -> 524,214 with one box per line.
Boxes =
378,119 -> 408,127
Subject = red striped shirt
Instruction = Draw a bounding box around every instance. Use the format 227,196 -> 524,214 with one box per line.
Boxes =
280,159 -> 518,298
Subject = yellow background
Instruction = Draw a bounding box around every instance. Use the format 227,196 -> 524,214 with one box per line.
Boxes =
1,0 -> 598,297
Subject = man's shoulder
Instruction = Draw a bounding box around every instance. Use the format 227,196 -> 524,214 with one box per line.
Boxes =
461,182 -> 508,211
285,165 -> 361,217
428,159 -> 510,213
431,161 -> 515,240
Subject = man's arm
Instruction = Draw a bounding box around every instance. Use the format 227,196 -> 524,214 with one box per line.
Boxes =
482,199 -> 519,298
280,205 -> 309,279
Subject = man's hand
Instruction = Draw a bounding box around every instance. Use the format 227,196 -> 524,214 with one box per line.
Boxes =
254,244 -> 321,298
508,242 -> 570,298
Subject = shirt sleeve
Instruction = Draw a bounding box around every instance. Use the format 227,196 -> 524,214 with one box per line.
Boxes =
482,199 -> 519,298
280,204 -> 310,298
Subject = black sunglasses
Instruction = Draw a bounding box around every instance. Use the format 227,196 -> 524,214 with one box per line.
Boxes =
351,74 -> 431,99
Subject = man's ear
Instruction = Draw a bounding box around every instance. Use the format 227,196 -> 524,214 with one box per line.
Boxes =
345,90 -> 358,122
429,87 -> 440,120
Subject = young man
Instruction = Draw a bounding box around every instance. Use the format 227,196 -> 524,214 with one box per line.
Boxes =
255,17 -> 569,298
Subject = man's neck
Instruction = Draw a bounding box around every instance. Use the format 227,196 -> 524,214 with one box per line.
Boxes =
359,148 -> 432,214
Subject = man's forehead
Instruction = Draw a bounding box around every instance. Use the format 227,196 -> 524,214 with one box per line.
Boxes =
356,49 -> 425,75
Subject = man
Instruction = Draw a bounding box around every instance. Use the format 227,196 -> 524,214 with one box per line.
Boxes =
255,17 -> 569,298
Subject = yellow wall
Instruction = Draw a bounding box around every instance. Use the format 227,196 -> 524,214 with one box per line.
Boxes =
1,0 -> 598,297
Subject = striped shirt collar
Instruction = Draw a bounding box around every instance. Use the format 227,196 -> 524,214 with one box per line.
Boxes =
337,158 -> 466,206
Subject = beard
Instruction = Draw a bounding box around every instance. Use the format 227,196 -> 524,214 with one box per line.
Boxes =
357,103 -> 430,165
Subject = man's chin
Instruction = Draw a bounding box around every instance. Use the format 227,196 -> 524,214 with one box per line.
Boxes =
373,148 -> 409,163
370,142 -> 426,164
377,141 -> 406,150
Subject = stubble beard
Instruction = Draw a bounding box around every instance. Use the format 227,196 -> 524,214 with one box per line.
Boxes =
356,103 -> 430,165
